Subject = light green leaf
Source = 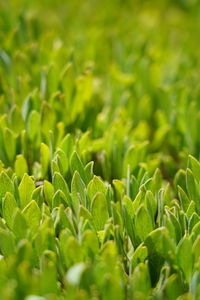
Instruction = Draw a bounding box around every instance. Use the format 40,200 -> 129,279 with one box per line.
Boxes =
3,128 -> 16,162
91,192 -> 109,231
189,155 -> 200,182
70,151 -> 86,183
177,235 -> 193,283
41,143 -> 50,178
52,172 -> 71,205
0,229 -> 15,257
87,175 -> 107,203
14,154 -> 28,180
22,200 -> 41,235
2,192 -> 17,229
0,171 -> 14,203
12,209 -> 27,240
19,173 -> 35,208
135,204 -> 153,241
71,171 -> 86,212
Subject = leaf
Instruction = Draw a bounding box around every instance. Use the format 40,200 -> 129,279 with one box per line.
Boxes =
2,192 -> 17,229
12,209 -> 28,240
19,173 -> 35,208
22,200 -> 41,235
186,201 -> 196,219
186,168 -> 197,201
84,161 -> 94,184
41,143 -> 50,178
63,236 -> 83,267
192,236 -> 200,264
87,175 -> 107,203
145,227 -> 175,285
122,195 -> 134,218
52,172 -> 71,205
3,128 -> 16,162
70,151 -> 86,183
14,154 -> 28,180
91,192 -> 109,231
55,148 -> 68,176
66,263 -> 86,286
82,230 -> 99,256
52,190 -> 69,208
60,134 -> 74,158
189,155 -> 200,182
0,171 -> 14,204
0,229 -> 15,257
131,262 -> 151,298
71,171 -> 86,213
43,180 -> 54,207
164,274 -> 184,300
145,190 -> 157,224
135,204 -> 153,241
131,244 -> 148,269
177,235 -> 193,283
9,104 -> 24,133
27,110 -> 41,141
178,185 -> 190,212
41,101 -> 56,138
79,205 -> 92,221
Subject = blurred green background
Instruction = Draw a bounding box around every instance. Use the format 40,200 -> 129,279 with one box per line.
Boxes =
1,1 -> 200,299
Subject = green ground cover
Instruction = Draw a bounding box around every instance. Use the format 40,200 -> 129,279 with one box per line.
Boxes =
1,0 -> 200,299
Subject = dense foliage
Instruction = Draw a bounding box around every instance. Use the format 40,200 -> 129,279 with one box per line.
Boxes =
1,0 -> 200,299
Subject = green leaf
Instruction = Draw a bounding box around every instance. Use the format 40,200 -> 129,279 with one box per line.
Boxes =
12,209 -> 28,240
79,205 -> 92,221
60,134 -> 74,158
131,262 -> 151,298
178,185 -> 190,212
70,151 -> 86,183
55,148 -> 68,176
63,236 -> 83,267
192,236 -> 200,264
2,192 -> 17,229
82,230 -> 99,256
22,200 -> 41,235
0,171 -> 14,204
71,171 -> 86,213
145,227 -> 175,285
0,229 -> 15,257
41,101 -> 56,138
19,173 -> 35,208
84,161 -> 94,184
189,155 -> 200,182
87,175 -> 107,203
52,172 -> 71,205
3,128 -> 16,162
131,244 -> 148,269
122,195 -> 134,218
14,154 -> 28,180
9,104 -> 24,133
91,192 -> 109,231
186,168 -> 197,201
186,201 -> 196,219
135,204 -> 153,241
164,274 -> 183,300
43,180 -> 54,207
27,110 -> 41,141
177,235 -> 193,282
41,143 -> 50,178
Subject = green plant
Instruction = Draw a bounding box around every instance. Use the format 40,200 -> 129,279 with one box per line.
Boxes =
1,0 -> 200,299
